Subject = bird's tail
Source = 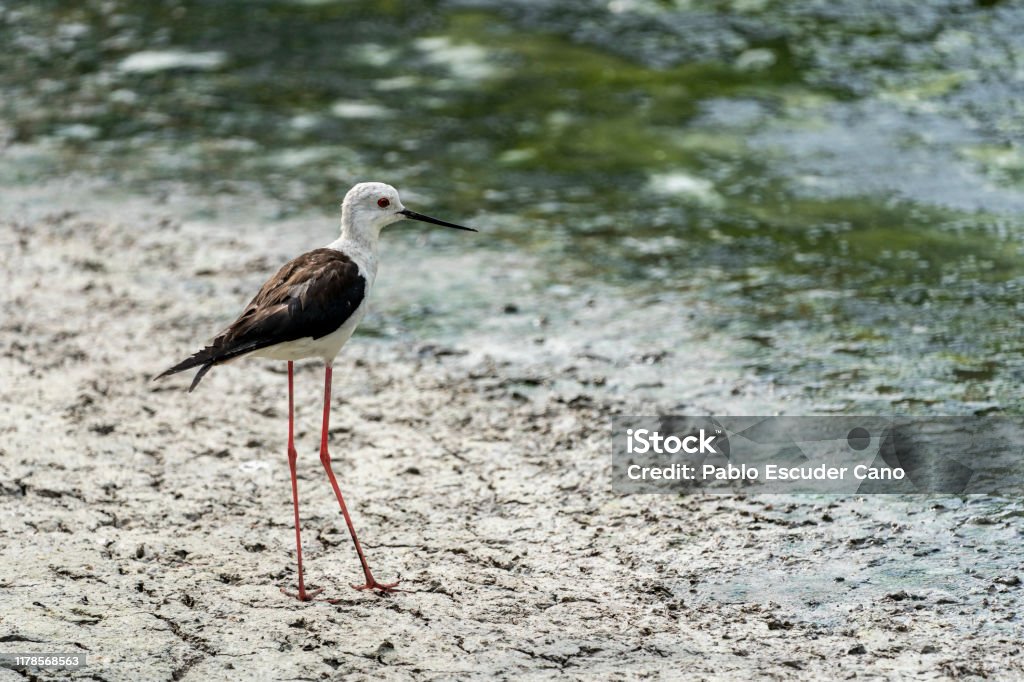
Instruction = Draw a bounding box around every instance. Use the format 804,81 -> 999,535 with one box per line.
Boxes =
153,348 -> 219,392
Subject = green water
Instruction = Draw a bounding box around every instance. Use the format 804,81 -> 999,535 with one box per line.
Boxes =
2,0 -> 1023,413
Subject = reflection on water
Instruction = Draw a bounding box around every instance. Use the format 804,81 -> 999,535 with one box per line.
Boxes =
2,0 -> 1024,414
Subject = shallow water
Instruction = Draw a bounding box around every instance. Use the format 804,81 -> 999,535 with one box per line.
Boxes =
2,0 -> 1023,414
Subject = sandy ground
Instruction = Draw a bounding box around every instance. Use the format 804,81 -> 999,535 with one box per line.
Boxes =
1,183 -> 1022,681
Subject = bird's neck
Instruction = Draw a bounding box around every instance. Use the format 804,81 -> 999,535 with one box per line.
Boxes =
339,207 -> 382,245
330,225 -> 379,282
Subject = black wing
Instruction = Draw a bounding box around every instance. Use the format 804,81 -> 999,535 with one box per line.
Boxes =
156,248 -> 366,391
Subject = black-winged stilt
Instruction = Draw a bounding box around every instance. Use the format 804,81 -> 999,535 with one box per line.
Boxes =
156,182 -> 476,600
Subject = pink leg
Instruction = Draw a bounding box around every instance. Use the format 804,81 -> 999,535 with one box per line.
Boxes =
280,361 -> 321,601
319,363 -> 399,593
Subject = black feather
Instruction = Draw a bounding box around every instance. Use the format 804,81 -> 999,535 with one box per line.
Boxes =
155,248 -> 366,390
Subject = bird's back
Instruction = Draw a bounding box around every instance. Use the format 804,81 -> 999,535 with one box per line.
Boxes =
156,247 -> 368,390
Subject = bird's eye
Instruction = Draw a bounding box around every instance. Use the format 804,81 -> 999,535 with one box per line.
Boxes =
377,197 -> 390,208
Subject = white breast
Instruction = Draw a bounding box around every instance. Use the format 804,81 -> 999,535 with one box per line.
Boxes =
251,240 -> 377,364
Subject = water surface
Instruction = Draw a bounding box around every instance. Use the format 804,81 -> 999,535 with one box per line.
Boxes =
2,0 -> 1023,414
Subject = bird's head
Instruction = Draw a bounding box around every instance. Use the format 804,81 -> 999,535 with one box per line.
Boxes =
340,182 -> 476,241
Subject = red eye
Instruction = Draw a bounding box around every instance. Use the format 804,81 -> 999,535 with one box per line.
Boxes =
377,197 -> 390,208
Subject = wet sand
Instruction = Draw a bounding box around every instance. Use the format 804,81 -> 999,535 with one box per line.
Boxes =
1,181 -> 1022,680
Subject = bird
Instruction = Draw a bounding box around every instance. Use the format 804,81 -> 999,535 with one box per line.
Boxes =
155,182 -> 477,600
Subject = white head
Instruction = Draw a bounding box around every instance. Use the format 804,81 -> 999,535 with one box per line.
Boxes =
340,181 -> 476,243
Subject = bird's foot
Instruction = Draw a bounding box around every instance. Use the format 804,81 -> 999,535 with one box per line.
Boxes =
352,577 -> 401,594
280,585 -> 323,602
321,578 -> 401,603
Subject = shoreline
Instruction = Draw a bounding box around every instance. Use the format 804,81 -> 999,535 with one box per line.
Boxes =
1,182 -> 1021,679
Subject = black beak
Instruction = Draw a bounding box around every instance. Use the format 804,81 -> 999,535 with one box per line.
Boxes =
399,209 -> 477,232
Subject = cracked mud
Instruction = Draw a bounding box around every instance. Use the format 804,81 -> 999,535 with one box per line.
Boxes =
1,186 -> 1022,680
